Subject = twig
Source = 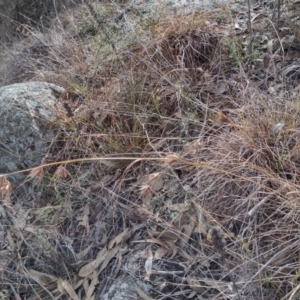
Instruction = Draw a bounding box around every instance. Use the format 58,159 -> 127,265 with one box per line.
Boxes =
277,0 -> 281,28
248,187 -> 284,217
209,227 -> 241,300
149,270 -> 187,275
246,0 -> 253,69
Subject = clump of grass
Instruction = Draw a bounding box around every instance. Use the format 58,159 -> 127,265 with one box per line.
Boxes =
2,1 -> 300,299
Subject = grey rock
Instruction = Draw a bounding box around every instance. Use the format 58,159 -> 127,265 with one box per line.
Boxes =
0,81 -> 64,182
133,0 -> 234,17
98,251 -> 152,300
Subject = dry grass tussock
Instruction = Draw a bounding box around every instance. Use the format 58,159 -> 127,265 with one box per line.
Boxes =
2,1 -> 300,299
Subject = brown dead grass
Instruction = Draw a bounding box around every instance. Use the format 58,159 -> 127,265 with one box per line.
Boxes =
2,1 -> 300,299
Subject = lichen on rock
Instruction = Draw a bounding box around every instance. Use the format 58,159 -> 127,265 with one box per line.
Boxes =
0,81 -> 64,181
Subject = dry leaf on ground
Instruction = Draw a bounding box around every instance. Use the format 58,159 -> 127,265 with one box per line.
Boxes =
183,139 -> 202,156
77,215 -> 90,237
139,184 -> 153,203
187,276 -> 206,294
79,247 -> 108,277
178,248 -> 193,261
98,245 -> 121,275
165,240 -> 177,258
136,286 -> 155,300
215,111 -> 237,126
174,109 -> 182,119
28,166 -> 44,179
57,278 -> 67,294
0,205 -> 6,217
114,251 -> 122,278
163,154 -> 180,165
29,269 -> 58,287
134,207 -> 152,220
166,203 -> 188,212
147,172 -> 163,191
108,228 -> 130,249
198,277 -> 231,293
76,244 -> 93,260
54,165 -> 71,178
85,270 -> 99,300
151,138 -> 168,150
134,238 -> 171,250
14,208 -> 31,229
0,175 -> 11,200
193,202 -> 208,235
180,216 -> 196,243
6,230 -> 15,251
144,248 -> 153,281
154,247 -> 169,260
61,280 -> 80,300
83,278 -> 90,295
148,229 -> 179,241
0,250 -> 10,272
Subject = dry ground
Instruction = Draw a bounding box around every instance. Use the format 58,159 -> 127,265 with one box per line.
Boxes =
1,1 -> 300,299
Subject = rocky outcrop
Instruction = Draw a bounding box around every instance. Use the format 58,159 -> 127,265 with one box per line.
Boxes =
0,0 -> 23,40
97,251 -> 152,300
0,0 -> 77,42
0,82 -> 64,182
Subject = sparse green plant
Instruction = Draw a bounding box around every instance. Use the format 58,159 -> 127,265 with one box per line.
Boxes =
263,272 -> 271,288
223,36 -> 260,66
294,269 -> 300,281
223,36 -> 244,66
0,290 -> 8,300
